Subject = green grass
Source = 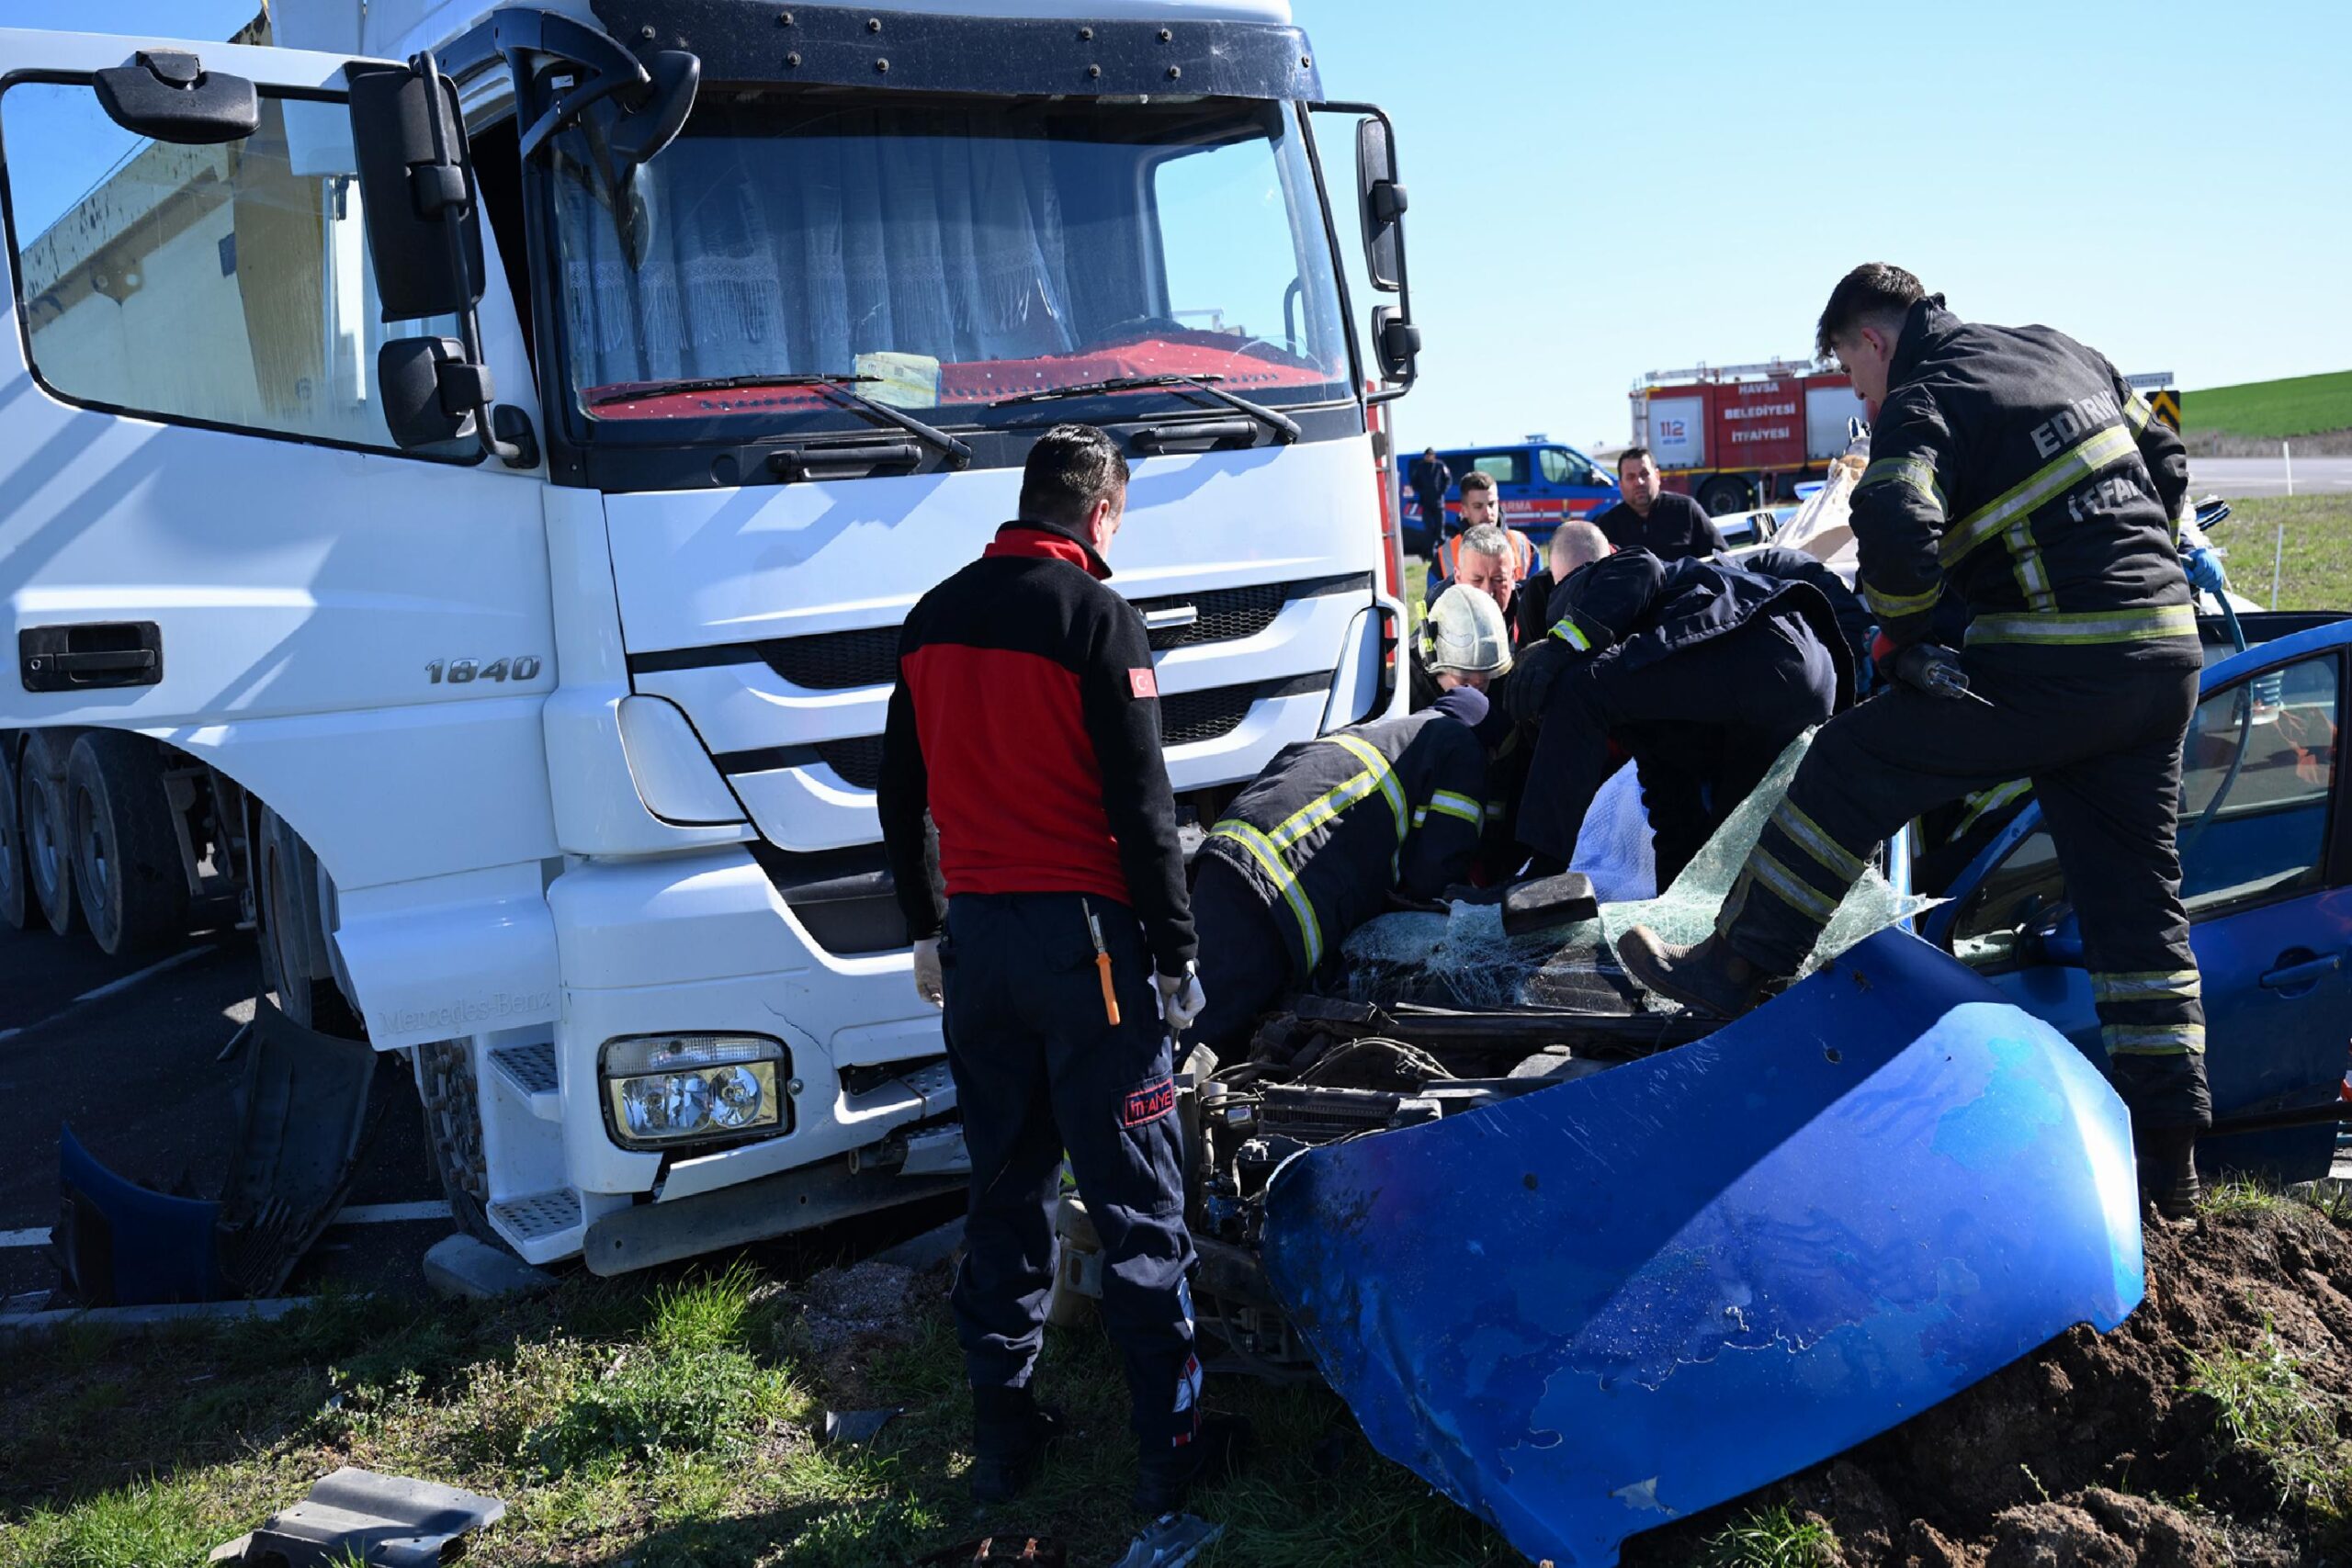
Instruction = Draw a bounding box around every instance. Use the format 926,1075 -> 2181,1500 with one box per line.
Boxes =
2185,370 -> 2352,442
2185,1325 -> 2352,1517
2203,494 -> 2352,612
2199,1178 -> 2289,1218
1697,1504 -> 1839,1568
0,1261 -> 1518,1568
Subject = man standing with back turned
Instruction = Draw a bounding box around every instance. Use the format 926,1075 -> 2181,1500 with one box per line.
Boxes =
1618,266 -> 2212,1216
878,423 -> 1238,1516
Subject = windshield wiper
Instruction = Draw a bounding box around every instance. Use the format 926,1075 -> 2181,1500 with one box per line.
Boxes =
590,373 -> 973,468
990,374 -> 1301,444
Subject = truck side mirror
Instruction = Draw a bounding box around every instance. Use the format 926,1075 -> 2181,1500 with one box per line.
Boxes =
378,337 -> 482,450
1373,307 -> 1420,385
346,59 -> 485,322
94,50 -> 259,144
1355,116 -> 1407,293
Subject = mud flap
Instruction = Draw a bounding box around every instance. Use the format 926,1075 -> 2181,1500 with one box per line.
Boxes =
214,998 -> 381,1298
1261,929 -> 2144,1568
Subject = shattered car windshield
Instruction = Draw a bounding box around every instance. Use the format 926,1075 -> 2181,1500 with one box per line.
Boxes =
550,92 -> 1354,429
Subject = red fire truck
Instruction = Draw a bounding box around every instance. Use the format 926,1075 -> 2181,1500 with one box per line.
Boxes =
1628,360 -> 1868,514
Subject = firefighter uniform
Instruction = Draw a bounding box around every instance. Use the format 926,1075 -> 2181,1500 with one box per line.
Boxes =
1513,549 -> 1852,885
1679,296 -> 2211,1128
1189,690 -> 1490,1051
877,518 -> 1204,1475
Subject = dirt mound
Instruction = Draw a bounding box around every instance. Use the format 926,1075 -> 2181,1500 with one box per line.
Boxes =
1633,1198 -> 2352,1568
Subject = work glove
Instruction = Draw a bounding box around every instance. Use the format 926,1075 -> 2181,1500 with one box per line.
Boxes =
1504,637 -> 1575,726
1155,964 -> 1208,1033
2185,546 -> 2229,599
911,936 -> 944,1010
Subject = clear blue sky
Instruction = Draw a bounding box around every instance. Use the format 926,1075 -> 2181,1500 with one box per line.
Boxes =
14,0 -> 2347,451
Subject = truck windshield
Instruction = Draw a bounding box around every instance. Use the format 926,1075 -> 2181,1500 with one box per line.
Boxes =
551,93 -> 1353,430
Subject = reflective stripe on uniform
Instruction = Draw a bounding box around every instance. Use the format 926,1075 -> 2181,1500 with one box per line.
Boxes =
1966,604 -> 2199,647
1211,820 -> 1324,969
1326,734 -> 1410,841
2101,1022 -> 2207,1056
1939,423 -> 2139,569
1747,847 -> 1839,925
2092,969 -> 2203,1004
2005,519 -> 2057,613
1864,579 -> 1944,620
1770,799 -> 1868,885
1428,789 -> 1483,827
1550,611 -> 1600,651
1859,454 -> 1948,515
1947,778 -> 2030,843
2122,389 -> 2154,433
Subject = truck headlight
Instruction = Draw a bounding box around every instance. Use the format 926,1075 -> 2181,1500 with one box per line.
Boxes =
601,1033 -> 790,1149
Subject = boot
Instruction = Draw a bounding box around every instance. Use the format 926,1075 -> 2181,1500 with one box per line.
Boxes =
1131,1412 -> 1250,1516
970,1386 -> 1064,1506
2136,1122 -> 2202,1220
1614,928 -> 1773,1018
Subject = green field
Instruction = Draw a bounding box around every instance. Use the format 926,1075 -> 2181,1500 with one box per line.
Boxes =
2210,494 -> 2352,612
2184,369 -> 2352,441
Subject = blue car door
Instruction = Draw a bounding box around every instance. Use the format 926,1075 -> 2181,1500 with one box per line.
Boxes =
1929,631 -> 2352,1179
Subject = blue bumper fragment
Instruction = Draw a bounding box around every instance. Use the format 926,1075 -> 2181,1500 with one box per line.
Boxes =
1260,930 -> 2143,1568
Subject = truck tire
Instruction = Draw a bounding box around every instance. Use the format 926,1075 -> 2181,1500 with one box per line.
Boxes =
415,1037 -> 503,1248
18,730 -> 80,939
255,805 -> 363,1036
0,738 -> 28,932
65,731 -> 188,958
1698,475 -> 1753,515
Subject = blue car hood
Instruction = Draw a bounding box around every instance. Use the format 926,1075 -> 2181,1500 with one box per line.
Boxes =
1260,929 -> 2143,1567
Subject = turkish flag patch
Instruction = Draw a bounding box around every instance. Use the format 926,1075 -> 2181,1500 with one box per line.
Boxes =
1121,1075 -> 1176,1129
1129,666 -> 1159,699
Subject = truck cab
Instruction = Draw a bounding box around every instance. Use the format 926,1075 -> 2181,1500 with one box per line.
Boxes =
1403,437 -> 1617,553
0,2 -> 1422,1271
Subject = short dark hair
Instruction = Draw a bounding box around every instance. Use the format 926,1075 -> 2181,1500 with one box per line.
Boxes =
1618,446 -> 1653,470
1019,423 -> 1130,527
1817,264 -> 1926,359
1458,469 -> 1498,497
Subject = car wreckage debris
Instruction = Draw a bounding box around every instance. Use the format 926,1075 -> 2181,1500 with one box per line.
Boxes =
1255,928 -> 2144,1568
208,1466 -> 503,1566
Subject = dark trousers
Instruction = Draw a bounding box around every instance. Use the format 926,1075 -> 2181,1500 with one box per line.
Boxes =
1718,647 -> 2211,1126
940,891 -> 1201,1454
1188,855 -> 1295,1056
1519,613 -> 1839,884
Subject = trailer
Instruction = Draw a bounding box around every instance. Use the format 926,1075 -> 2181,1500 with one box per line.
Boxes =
1628,358 -> 1867,515
0,1 -> 1422,1278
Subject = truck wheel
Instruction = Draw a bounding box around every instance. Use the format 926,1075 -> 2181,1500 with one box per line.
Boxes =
65,731 -> 188,958
415,1037 -> 502,1247
255,805 -> 363,1036
1698,476 -> 1753,515
19,730 -> 80,938
0,739 -> 28,932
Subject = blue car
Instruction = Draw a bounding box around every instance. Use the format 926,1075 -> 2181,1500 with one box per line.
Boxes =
1404,439 -> 1621,555
1924,610 -> 2352,1180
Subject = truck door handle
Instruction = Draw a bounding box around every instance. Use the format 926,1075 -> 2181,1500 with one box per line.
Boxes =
2261,951 -> 2343,991
20,623 -> 164,692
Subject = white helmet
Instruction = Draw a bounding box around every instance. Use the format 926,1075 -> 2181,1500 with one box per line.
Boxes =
1420,583 -> 1514,677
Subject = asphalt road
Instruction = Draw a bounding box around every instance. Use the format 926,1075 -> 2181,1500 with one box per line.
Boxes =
2188,455 -> 2352,500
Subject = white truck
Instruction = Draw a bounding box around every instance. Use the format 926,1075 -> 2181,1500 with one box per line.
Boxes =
0,0 -> 1420,1275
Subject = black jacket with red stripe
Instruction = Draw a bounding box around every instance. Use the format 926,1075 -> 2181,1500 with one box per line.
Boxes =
878,520 -> 1195,974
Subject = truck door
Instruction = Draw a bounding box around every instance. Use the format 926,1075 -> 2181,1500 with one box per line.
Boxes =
0,32 -> 553,900
1935,637 -> 2352,1180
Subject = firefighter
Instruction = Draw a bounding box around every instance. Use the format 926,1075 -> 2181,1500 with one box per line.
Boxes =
877,423 -> 1240,1515
1430,474 -> 1539,594
1188,587 -> 1500,1054
1617,265 -> 2212,1216
1505,523 -> 1850,886
1595,446 -> 1727,561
